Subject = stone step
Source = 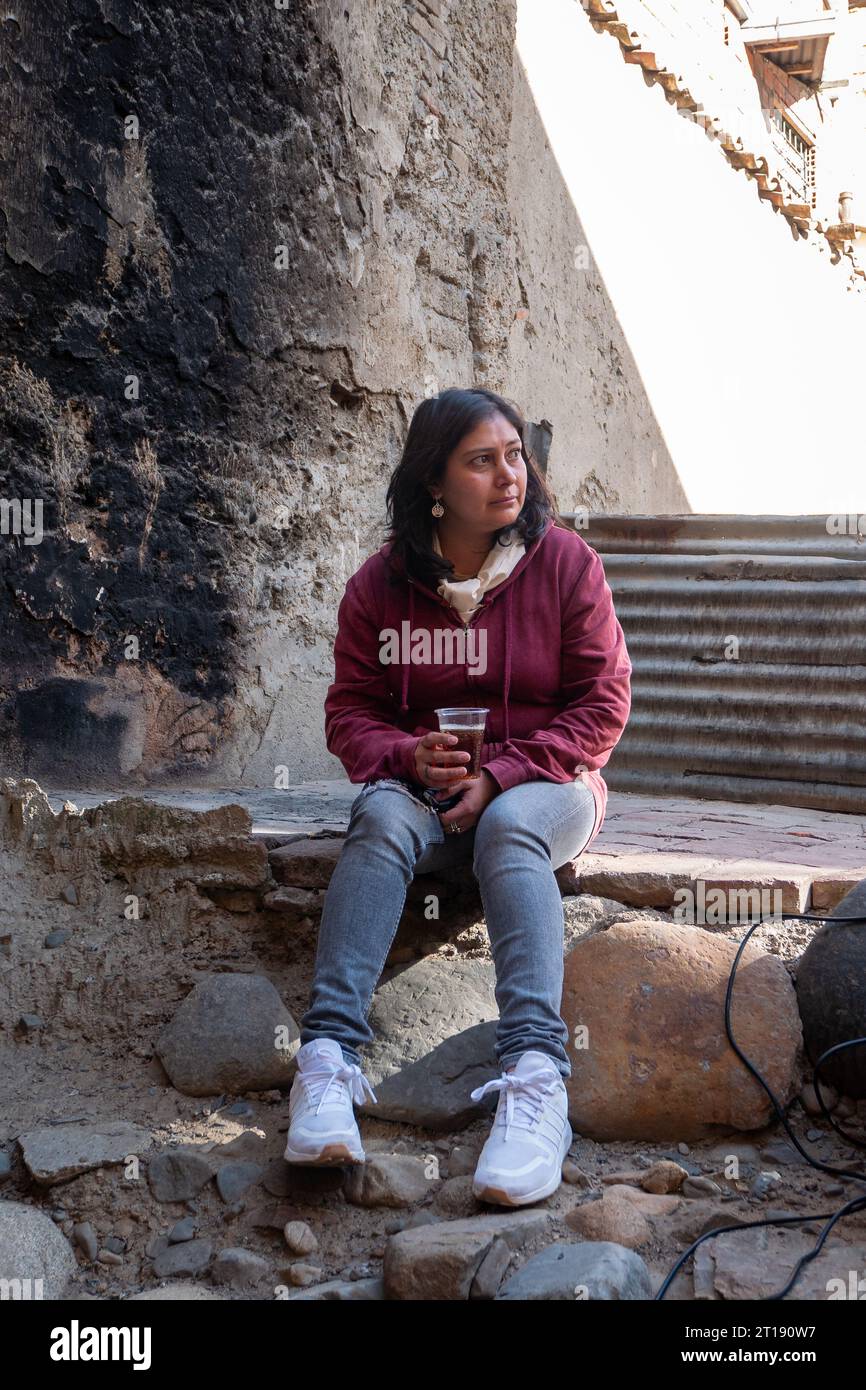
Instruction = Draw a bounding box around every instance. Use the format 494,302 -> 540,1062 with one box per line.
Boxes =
40,782 -> 866,913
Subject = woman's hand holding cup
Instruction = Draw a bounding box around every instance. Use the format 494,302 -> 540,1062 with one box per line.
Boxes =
413,731 -> 470,797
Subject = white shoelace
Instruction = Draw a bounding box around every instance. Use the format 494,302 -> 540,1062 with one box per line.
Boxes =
470,1065 -> 562,1138
300,1060 -> 378,1112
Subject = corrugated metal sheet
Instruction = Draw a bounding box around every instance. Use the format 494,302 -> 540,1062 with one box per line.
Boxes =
565,514 -> 866,813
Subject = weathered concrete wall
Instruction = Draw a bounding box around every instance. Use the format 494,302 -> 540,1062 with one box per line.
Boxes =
0,0 -> 678,791
506,55 -> 686,514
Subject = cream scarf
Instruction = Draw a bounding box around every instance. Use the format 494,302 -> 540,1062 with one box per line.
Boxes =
432,526 -> 526,625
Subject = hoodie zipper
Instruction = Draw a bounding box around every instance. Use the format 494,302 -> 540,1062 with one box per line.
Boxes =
407,578 -> 490,630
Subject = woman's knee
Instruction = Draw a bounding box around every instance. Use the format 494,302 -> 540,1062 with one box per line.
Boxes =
473,791 -> 540,858
349,779 -> 438,840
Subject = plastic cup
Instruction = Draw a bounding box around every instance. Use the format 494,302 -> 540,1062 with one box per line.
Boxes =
433,707 -> 489,781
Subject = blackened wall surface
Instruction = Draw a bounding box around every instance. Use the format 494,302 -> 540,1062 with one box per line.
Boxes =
1,1 -> 681,788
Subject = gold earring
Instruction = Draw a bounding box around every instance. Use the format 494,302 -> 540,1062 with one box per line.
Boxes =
431,498 -> 444,517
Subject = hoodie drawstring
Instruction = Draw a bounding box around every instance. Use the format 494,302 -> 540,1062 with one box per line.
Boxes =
503,583 -> 512,746
399,576 -> 513,749
399,585 -> 414,714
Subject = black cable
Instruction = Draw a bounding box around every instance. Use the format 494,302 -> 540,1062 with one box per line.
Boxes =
655,911 -> 866,1301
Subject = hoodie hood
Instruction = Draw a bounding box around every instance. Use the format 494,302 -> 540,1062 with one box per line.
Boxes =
383,516 -> 556,745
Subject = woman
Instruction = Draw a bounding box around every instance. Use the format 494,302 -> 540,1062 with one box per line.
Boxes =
284,387 -> 632,1207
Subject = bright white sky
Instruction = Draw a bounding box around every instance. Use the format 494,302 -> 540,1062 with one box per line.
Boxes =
516,0 -> 866,513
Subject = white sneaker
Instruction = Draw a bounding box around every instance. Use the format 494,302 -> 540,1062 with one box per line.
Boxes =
469,1051 -> 572,1206
284,1038 -> 378,1166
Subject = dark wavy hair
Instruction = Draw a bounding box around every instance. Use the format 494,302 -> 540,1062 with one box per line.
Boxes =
384,387 -> 566,590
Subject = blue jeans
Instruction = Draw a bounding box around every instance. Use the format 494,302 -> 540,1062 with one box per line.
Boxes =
299,775 -> 598,1080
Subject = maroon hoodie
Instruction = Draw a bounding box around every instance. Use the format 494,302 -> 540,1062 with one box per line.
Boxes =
324,515 -> 632,851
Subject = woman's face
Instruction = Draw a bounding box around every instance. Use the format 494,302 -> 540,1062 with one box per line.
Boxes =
431,411 -> 527,531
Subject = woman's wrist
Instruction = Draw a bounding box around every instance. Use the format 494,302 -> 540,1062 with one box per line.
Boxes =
480,768 -> 500,797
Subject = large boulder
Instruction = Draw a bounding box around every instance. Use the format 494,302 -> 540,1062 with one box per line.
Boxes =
355,956 -> 500,1130
383,1211 -> 551,1300
0,1201 -> 78,1299
795,877 -> 866,1098
561,920 -> 802,1140
495,1239 -> 654,1300
156,973 -> 299,1095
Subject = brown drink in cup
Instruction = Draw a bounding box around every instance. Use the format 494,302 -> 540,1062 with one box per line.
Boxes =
433,707 -> 489,783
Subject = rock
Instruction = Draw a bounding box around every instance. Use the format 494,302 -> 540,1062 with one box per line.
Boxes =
681,1176 -> 722,1198
44,928 -> 72,948
383,1211 -> 550,1300
795,877 -> 866,1097
60,883 -> 79,904
469,1237 -> 512,1299
18,1120 -> 152,1186
126,1283 -> 227,1300
574,863 -> 702,907
151,1239 -> 213,1279
269,838 -> 343,888
223,1100 -> 256,1119
0,1151 -> 12,1183
603,1184 -> 681,1216
168,1218 -> 196,1243
565,1193 -> 652,1247
283,1221 -> 318,1255
156,973 -> 299,1095
642,1160 -> 688,1193
355,956 -> 500,1130
211,1248 -> 272,1289
750,1171 -> 782,1199
561,894 -> 672,953
284,1277 -> 384,1301
602,1160 -> 686,1194
562,921 -> 802,1140
247,1203 -> 313,1230
97,1248 -> 123,1265
662,1198 -> 750,1249
17,1014 -> 45,1033
695,1230 -> 866,1300
72,1222 -> 98,1261
147,1149 -> 216,1202
211,1129 -> 267,1160
562,1159 -> 593,1188
66,797 -> 268,889
445,1144 -> 480,1178
344,1154 -> 434,1208
799,1081 -> 838,1116
496,1239 -> 654,1300
760,1139 -> 805,1166
215,1161 -> 265,1205
261,1157 -> 344,1198
261,885 -> 322,921
0,1201 -> 78,1298
284,1262 -> 323,1287
430,1175 -> 479,1216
